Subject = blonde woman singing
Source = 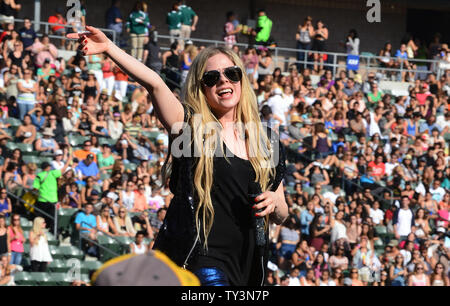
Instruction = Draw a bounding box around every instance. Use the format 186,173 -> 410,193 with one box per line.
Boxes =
69,26 -> 288,286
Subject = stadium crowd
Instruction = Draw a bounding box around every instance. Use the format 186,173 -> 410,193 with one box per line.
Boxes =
0,0 -> 448,286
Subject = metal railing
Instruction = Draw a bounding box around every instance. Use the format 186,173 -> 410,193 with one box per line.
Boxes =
155,34 -> 448,79
12,18 -> 117,45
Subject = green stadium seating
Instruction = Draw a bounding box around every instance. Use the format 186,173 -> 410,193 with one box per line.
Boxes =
68,135 -> 90,147
80,260 -> 103,274
48,259 -> 69,273
28,272 -> 52,286
16,143 -> 34,155
22,156 -> 40,164
57,208 -> 79,233
13,272 -> 33,286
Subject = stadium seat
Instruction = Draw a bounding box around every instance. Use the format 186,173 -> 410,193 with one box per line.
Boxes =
28,272 -> 52,286
44,272 -> 73,286
48,259 -> 68,273
124,163 -> 137,172
68,135 -> 90,147
13,272 -> 33,286
80,260 -> 103,274
6,117 -> 22,127
22,156 -> 40,164
374,238 -> 385,249
57,208 -> 79,235
6,142 -> 17,151
15,143 -> 34,155
20,217 -> 32,231
58,246 -> 85,260
46,232 -> 59,246
98,138 -> 116,146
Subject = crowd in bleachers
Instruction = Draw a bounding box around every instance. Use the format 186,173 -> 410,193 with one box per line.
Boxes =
0,0 -> 448,286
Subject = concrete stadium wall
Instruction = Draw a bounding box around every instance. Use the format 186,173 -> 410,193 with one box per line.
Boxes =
18,0 -> 407,53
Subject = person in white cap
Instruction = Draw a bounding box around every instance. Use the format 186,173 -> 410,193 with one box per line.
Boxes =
51,149 -> 67,171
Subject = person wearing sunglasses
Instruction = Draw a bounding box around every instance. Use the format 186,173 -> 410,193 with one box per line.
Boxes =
408,264 -> 430,286
69,26 -> 288,286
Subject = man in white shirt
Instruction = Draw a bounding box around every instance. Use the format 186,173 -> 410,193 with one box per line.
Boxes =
323,185 -> 342,204
369,201 -> 384,225
267,88 -> 290,127
393,196 -> 414,241
429,179 -> 446,202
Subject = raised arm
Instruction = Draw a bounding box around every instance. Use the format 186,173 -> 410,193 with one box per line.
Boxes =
67,26 -> 184,133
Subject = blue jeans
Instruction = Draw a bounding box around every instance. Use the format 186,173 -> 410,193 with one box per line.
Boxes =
297,41 -> 312,70
194,267 -> 230,286
10,252 -> 23,265
18,103 -> 34,120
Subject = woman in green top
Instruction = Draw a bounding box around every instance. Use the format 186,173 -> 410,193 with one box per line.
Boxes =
367,83 -> 383,107
88,54 -> 104,87
37,59 -> 55,84
126,1 -> 150,62
97,144 -> 116,173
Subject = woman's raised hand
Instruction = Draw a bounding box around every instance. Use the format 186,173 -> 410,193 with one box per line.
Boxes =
66,26 -> 111,56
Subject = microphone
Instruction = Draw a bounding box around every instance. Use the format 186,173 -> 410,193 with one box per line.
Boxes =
248,181 -> 266,247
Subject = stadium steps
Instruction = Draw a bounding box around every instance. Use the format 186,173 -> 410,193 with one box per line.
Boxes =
13,272 -> 90,286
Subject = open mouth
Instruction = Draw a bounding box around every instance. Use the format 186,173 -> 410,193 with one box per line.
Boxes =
217,88 -> 233,99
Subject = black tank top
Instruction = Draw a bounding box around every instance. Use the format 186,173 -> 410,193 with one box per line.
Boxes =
0,232 -> 7,255
84,84 -> 97,97
166,51 -> 179,69
190,143 -> 257,286
0,1 -> 15,17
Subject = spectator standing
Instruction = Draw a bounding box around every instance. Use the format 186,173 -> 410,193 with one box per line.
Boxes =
345,29 -> 360,55
126,1 -> 150,62
0,216 -> 9,262
223,11 -> 240,49
296,16 -> 314,71
29,217 -> 53,272
33,158 -> 71,231
105,0 -> 124,44
0,188 -> 11,217
166,2 -> 182,44
253,9 -> 272,45
0,0 -> 21,25
7,214 -> 24,266
393,196 -> 415,242
16,68 -> 38,120
312,20 -> 329,73
18,18 -> 37,51
143,31 -> 162,74
177,0 -> 198,49
47,7 -> 67,49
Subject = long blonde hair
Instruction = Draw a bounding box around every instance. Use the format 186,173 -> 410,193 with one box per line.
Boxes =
32,217 -> 47,241
174,46 -> 274,248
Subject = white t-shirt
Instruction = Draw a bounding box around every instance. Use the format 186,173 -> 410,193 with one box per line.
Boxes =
288,277 -> 301,286
331,221 -> 347,243
267,94 -> 289,126
370,208 -> 384,225
429,186 -> 446,202
397,208 -> 413,237
323,191 -> 339,204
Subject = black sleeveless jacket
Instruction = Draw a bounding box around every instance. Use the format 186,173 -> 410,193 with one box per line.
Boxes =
153,123 -> 286,285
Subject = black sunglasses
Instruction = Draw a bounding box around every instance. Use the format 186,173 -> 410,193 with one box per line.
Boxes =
201,66 -> 242,87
